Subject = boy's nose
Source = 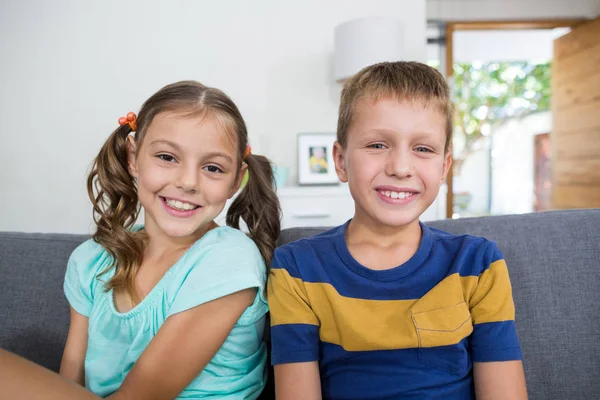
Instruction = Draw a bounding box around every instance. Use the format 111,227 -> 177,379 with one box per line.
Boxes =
386,151 -> 415,178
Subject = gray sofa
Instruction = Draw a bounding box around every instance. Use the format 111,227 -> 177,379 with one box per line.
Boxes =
1,209 -> 599,399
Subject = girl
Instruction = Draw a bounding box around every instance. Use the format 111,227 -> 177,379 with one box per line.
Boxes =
0,80 -> 281,399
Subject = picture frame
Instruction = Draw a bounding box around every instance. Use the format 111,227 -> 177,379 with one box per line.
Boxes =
297,132 -> 339,186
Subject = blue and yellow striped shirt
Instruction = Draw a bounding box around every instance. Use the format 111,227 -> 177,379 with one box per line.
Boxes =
267,221 -> 522,399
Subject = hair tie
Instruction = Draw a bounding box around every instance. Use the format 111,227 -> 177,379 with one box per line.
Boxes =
243,145 -> 252,160
118,112 -> 137,131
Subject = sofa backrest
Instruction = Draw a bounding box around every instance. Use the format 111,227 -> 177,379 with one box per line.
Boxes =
0,232 -> 86,371
1,209 -> 599,399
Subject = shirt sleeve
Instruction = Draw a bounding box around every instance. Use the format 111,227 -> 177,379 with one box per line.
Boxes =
469,241 -> 523,362
63,240 -> 104,317
167,237 -> 267,324
267,247 -> 320,365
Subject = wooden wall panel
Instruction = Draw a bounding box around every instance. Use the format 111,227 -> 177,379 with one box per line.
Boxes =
553,42 -> 600,86
554,128 -> 600,160
553,186 -> 600,209
553,159 -> 600,185
553,98 -> 600,133
553,18 -> 600,59
552,17 -> 600,210
552,70 -> 600,109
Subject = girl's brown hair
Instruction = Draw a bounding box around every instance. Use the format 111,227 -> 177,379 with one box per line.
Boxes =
87,81 -> 281,302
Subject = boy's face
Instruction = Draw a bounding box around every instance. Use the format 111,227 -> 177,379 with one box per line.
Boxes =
333,97 -> 451,230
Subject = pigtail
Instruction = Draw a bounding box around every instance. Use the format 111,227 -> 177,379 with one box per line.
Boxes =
87,124 -> 144,302
226,154 -> 281,269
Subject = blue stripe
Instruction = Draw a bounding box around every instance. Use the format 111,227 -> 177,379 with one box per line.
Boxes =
471,321 -> 522,362
270,324 -> 319,365
272,232 -> 500,301
318,341 -> 474,400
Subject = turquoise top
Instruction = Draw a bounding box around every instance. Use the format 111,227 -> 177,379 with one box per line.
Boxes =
64,226 -> 268,399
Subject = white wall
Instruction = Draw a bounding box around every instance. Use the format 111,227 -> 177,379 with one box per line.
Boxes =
0,0 -> 426,233
453,29 -> 569,63
427,0 -> 600,20
490,112 -> 551,215
454,148 -> 491,216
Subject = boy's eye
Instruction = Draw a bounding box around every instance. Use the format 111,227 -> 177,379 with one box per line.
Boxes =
157,154 -> 176,162
368,143 -> 386,149
415,146 -> 433,153
204,165 -> 223,174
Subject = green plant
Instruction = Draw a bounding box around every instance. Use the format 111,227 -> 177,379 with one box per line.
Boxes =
452,61 -> 551,174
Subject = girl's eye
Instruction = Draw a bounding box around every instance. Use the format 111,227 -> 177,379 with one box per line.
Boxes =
368,143 -> 386,149
157,154 -> 176,162
204,165 -> 223,174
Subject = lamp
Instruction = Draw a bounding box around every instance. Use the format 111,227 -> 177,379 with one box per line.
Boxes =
333,17 -> 404,83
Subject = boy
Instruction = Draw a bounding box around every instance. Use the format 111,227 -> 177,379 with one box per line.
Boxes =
267,62 -> 527,399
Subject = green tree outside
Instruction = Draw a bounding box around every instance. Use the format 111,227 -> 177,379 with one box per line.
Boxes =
452,61 -> 552,175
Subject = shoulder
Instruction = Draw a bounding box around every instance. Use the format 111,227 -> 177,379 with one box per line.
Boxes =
182,226 -> 266,275
203,226 -> 262,257
272,224 -> 344,276
165,227 -> 269,319
277,224 -> 342,257
63,238 -> 112,314
67,238 -> 111,276
425,224 -> 503,274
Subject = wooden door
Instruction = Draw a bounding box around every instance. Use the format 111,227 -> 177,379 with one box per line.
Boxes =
552,17 -> 600,209
534,133 -> 552,212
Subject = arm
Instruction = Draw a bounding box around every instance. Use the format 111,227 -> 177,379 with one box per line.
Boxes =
268,249 -> 322,400
59,307 -> 89,385
470,242 -> 527,399
474,361 -> 527,400
274,362 -> 322,400
0,348 -> 100,400
107,288 -> 255,400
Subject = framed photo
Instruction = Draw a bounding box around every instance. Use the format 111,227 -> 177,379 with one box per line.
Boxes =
297,132 -> 339,185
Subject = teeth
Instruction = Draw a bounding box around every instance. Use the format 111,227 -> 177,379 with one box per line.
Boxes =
165,198 -> 198,210
381,190 -> 414,199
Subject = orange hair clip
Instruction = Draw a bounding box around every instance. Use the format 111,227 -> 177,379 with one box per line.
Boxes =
118,112 -> 137,131
243,145 -> 252,160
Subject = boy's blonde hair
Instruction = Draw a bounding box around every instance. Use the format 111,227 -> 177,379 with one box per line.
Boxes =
337,61 -> 452,152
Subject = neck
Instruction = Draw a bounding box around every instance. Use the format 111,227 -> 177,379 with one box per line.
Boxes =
347,209 -> 422,249
142,218 -> 218,259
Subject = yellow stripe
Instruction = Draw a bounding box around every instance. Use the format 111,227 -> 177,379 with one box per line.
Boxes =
469,259 -> 515,324
268,262 -> 514,351
304,280 -> 419,350
267,268 -> 319,326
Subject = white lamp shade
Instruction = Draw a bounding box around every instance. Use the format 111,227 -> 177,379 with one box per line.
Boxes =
334,17 -> 404,82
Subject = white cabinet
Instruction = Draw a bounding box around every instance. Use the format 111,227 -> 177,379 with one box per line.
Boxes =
277,186 -> 355,229
216,183 -> 446,230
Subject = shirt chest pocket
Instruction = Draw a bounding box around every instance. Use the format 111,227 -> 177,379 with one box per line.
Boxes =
411,302 -> 473,374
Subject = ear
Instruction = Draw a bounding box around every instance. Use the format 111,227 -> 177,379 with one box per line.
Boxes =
441,151 -> 453,183
126,135 -> 138,178
229,162 -> 248,198
333,141 -> 348,183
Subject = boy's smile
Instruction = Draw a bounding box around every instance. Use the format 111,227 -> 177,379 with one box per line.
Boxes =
375,185 -> 420,204
334,97 -> 451,230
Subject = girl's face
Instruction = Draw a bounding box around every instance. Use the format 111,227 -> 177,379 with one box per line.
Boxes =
127,111 -> 246,242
